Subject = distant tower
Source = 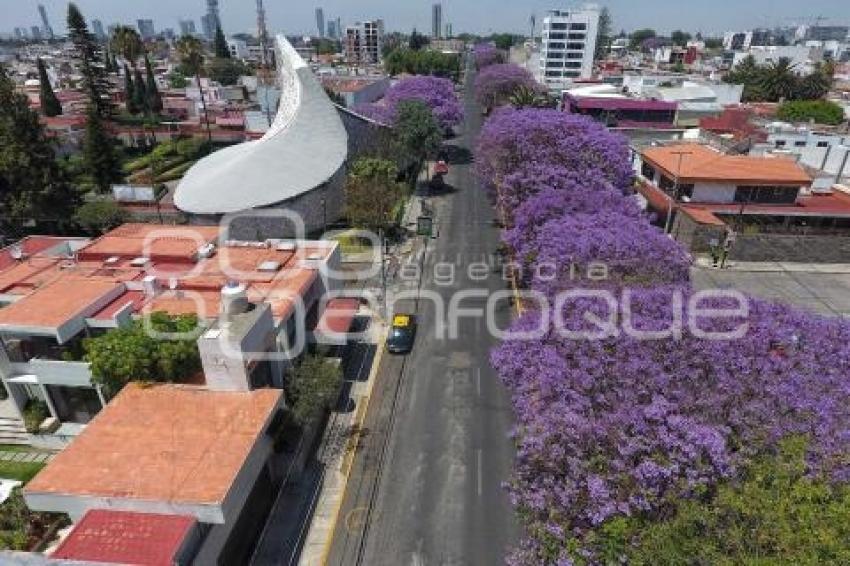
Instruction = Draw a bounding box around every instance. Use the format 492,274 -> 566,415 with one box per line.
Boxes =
92,19 -> 106,41
38,4 -> 54,40
432,3 -> 443,39
204,0 -> 221,39
530,13 -> 536,42
316,8 -> 325,38
256,0 -> 269,64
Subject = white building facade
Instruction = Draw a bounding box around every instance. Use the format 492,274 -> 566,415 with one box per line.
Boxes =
539,6 -> 600,89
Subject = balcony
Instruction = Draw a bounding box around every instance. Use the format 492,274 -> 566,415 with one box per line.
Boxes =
8,359 -> 95,388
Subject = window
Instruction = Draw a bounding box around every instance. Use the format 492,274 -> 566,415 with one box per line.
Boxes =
774,140 -> 786,147
735,185 -> 799,204
548,32 -> 567,40
817,141 -> 829,148
547,51 -> 565,59
567,42 -> 585,50
568,33 -> 586,40
565,61 -> 582,68
794,141 -> 806,147
548,42 -> 566,50
678,184 -> 695,200
570,23 -> 587,31
641,161 -> 656,180
547,60 -> 564,68
563,71 -> 580,78
659,175 -> 676,191
566,52 -> 583,59
545,70 -> 563,77
550,22 -> 568,30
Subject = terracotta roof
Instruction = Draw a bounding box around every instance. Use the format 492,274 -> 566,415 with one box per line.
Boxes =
314,298 -> 360,334
26,384 -> 282,507
679,206 -> 726,226
0,276 -> 121,331
52,510 -> 196,566
642,143 -> 812,186
77,224 -> 219,263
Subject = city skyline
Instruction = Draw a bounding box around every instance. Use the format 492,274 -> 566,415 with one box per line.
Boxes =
4,0 -> 849,38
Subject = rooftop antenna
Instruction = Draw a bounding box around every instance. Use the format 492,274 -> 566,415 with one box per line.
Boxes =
530,13 -> 536,44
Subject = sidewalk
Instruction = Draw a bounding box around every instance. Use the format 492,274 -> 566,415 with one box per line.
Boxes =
693,255 -> 850,274
0,450 -> 53,464
298,319 -> 388,566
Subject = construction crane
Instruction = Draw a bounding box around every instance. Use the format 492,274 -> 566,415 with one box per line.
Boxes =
256,0 -> 274,127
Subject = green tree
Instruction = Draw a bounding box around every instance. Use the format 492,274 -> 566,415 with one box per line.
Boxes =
0,65 -> 79,234
286,353 -> 342,427
595,7 -> 612,60
206,57 -> 251,86
176,35 -> 212,142
73,200 -> 129,234
778,99 -> 845,125
509,85 -> 554,109
344,158 -> 404,231
214,26 -> 231,58
132,66 -> 148,113
122,63 -> 138,114
618,438 -> 850,565
629,28 -> 656,50
144,55 -> 163,113
67,3 -> 112,117
670,29 -> 692,46
316,38 -> 340,55
84,313 -> 202,397
110,25 -> 144,69
0,489 -> 68,551
82,107 -> 122,192
393,100 -> 443,182
490,33 -> 518,51
704,37 -> 723,49
36,58 -> 61,117
408,29 -> 430,50
760,57 -> 799,101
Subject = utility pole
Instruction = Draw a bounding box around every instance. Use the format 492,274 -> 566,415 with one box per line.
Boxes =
256,0 -> 273,127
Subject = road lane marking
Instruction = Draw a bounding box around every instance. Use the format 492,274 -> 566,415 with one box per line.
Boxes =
477,449 -> 483,497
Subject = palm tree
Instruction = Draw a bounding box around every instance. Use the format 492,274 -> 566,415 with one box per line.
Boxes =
759,57 -> 799,102
176,35 -> 211,142
110,26 -> 144,70
509,85 -> 555,109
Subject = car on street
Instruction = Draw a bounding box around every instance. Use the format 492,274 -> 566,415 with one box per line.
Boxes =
387,314 -> 417,354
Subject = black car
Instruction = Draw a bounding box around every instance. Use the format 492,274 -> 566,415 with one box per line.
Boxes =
387,314 -> 417,354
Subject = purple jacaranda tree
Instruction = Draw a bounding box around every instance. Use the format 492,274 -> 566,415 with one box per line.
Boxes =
474,108 -> 633,197
474,63 -> 539,110
384,75 -> 463,130
493,289 -> 850,564
527,212 -> 692,294
474,44 -> 506,69
353,76 -> 463,130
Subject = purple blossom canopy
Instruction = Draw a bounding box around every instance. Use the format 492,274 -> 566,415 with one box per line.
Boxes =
527,212 -> 692,294
494,290 -> 850,563
384,75 -> 463,130
474,107 -> 634,195
473,63 -> 539,109
473,44 -> 506,69
353,76 -> 463,130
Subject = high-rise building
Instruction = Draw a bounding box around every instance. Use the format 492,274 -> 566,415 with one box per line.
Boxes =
327,20 -> 337,40
316,8 -> 325,38
137,19 -> 156,40
91,19 -> 106,40
203,0 -> 221,40
31,26 -> 42,41
806,25 -> 850,42
432,3 -> 443,39
179,19 -> 197,36
13,27 -> 24,40
345,20 -> 384,65
445,23 -> 452,38
539,7 -> 600,87
37,4 -> 53,40
107,24 -> 119,37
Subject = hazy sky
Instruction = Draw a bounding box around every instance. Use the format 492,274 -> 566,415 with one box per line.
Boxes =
5,0 -> 848,37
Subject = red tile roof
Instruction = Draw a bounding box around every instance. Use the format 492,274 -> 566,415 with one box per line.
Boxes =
642,143 -> 812,186
52,510 -> 195,566
315,298 -> 361,334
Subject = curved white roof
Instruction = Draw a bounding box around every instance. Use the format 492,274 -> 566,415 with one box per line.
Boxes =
174,35 -> 348,214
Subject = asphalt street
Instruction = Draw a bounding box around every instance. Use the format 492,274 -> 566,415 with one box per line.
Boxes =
327,59 -> 519,565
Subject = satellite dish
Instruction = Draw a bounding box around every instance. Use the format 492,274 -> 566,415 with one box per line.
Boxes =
10,245 -> 23,261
